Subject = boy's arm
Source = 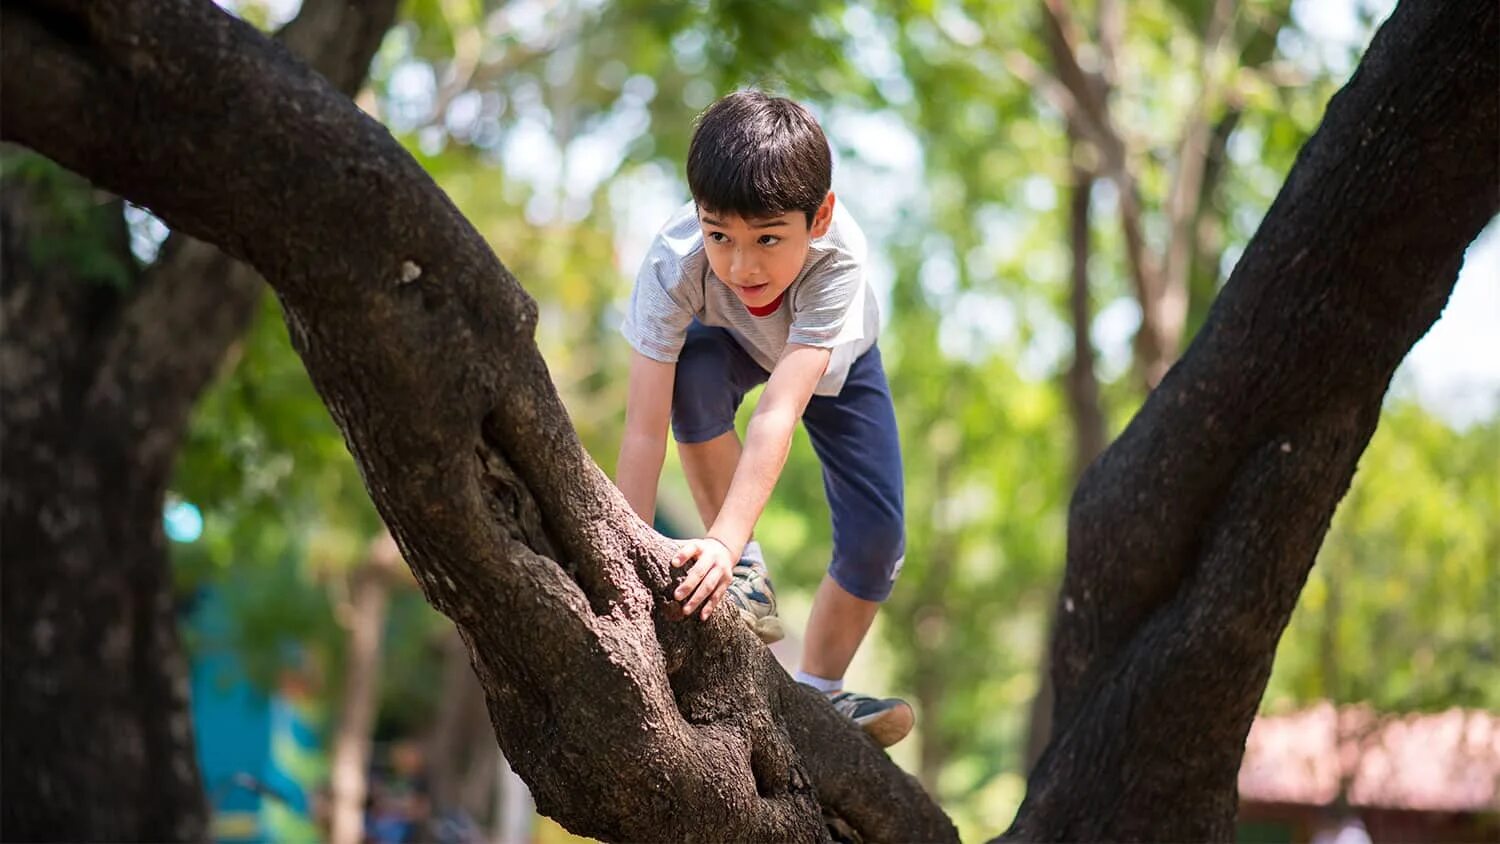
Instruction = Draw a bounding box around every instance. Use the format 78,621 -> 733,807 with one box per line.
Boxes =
711,343 -> 831,555
674,343 -> 831,618
616,351 -> 676,523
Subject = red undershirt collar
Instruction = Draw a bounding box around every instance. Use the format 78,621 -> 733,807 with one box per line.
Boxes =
746,292 -> 786,317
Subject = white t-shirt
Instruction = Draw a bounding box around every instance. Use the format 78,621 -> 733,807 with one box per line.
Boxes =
622,201 -> 879,397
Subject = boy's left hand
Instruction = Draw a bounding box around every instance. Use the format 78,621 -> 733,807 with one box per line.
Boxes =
672,537 -> 736,620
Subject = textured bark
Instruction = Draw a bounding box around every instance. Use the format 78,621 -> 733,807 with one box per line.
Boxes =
0,2 -> 399,840
0,1 -> 957,841
1007,1 -> 1498,839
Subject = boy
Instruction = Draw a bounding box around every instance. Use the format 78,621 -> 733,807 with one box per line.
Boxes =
616,90 -> 912,747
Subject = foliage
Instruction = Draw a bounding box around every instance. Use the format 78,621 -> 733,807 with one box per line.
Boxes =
1265,403 -> 1500,713
1,149 -> 137,288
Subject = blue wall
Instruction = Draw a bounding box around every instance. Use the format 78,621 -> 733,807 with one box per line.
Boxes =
187,587 -> 320,843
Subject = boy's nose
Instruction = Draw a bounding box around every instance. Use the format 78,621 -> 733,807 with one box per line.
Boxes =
730,249 -> 759,283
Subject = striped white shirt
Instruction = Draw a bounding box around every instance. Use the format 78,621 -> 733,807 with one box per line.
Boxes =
622,201 -> 879,397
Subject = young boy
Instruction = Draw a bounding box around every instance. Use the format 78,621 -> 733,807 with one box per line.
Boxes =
616,90 -> 913,747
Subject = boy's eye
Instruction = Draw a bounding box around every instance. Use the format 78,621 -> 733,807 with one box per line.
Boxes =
758,235 -> 781,246
707,232 -> 729,244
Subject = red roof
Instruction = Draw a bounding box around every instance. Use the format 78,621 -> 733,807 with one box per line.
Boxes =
1239,703 -> 1500,812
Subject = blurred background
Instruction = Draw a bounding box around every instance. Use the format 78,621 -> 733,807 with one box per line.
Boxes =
126,0 -> 1500,841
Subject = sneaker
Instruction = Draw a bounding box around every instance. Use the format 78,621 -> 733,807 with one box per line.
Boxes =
826,689 -> 914,748
725,556 -> 785,644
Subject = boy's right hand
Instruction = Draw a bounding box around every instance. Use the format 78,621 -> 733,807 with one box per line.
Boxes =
672,537 -> 737,621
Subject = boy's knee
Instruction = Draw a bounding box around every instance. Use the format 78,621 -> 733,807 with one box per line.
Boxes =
830,516 -> 905,602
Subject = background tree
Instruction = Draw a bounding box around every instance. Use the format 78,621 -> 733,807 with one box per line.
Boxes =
0,2 -> 399,839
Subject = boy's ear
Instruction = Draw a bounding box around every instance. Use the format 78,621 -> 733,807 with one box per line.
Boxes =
810,192 -> 836,238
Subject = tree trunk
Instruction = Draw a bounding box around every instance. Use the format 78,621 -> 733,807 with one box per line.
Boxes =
1009,2 -> 1498,838
0,176 -> 207,842
1061,138 -> 1106,493
0,2 -> 957,841
0,3 -> 399,840
328,531 -> 404,844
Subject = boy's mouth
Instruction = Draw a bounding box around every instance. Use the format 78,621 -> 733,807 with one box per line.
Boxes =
738,283 -> 770,297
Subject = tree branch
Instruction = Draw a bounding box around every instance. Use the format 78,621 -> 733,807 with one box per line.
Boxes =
1152,0 -> 1236,386
1038,0 -> 1161,389
87,0 -> 403,468
1011,2 -> 1499,837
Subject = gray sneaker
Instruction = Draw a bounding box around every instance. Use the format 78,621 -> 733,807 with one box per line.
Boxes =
825,690 -> 915,748
725,556 -> 784,644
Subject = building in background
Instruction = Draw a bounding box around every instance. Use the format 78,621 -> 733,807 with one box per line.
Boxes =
188,586 -> 325,844
1238,703 -> 1500,843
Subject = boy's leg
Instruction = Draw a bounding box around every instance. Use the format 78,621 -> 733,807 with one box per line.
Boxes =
799,344 -> 906,670
670,322 -> 782,642
798,344 -> 910,745
799,575 -> 879,681
678,431 -> 741,533
670,321 -> 769,524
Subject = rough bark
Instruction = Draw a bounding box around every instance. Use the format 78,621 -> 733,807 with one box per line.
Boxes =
0,2 -> 399,840
1008,1 -> 1498,839
0,1 -> 957,841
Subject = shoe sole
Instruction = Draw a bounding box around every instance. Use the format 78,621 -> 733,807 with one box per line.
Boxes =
857,701 -> 915,748
738,609 -> 785,644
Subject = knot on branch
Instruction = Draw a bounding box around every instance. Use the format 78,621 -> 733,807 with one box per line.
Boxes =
475,439 -> 558,564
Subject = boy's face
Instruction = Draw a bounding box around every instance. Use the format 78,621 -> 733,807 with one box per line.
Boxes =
698,192 -> 835,311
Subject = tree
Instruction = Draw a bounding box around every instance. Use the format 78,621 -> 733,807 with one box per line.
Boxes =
1007,1 -> 1497,836
0,1 -> 399,839
1022,0 -> 1299,771
2,1 -> 1494,841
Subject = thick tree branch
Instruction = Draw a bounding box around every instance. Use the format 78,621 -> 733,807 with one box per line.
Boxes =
0,1 -> 954,839
90,0 -> 403,466
1010,2 -> 1499,838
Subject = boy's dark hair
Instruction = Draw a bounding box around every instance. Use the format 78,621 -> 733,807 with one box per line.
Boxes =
687,90 -> 832,226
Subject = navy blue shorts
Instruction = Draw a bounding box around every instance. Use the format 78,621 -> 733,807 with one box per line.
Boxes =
671,322 -> 906,602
